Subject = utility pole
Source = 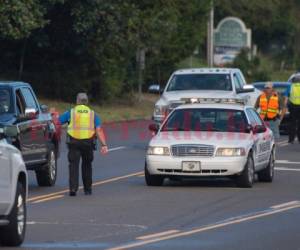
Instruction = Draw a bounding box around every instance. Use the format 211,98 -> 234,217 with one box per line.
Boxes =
207,0 -> 214,67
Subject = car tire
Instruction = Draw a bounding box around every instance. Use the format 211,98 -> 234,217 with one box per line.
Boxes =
36,146 -> 57,186
144,164 -> 164,186
0,182 -> 26,246
257,149 -> 275,182
236,154 -> 255,188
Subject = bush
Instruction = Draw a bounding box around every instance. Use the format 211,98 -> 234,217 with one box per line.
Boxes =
231,49 -> 271,83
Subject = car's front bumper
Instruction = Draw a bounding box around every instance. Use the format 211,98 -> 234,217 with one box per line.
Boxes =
146,155 -> 247,176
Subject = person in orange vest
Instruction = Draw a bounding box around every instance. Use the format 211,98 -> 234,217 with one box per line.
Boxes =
59,93 -> 108,196
255,82 -> 285,140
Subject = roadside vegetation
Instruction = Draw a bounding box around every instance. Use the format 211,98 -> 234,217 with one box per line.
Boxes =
0,0 -> 299,107
42,93 -> 159,123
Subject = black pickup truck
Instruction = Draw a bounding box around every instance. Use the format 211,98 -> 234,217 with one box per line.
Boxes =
0,82 -> 60,186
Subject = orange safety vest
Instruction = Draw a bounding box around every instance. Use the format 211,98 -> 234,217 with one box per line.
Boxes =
259,93 -> 279,120
67,105 -> 95,139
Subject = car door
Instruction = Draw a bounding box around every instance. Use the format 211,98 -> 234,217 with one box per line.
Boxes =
0,142 -> 11,213
20,87 -> 48,164
250,109 -> 271,165
245,108 -> 265,170
233,73 -> 251,105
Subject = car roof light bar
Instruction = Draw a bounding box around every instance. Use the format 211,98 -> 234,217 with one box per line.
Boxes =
181,98 -> 246,105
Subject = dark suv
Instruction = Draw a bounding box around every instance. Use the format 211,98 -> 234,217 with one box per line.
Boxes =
0,82 -> 60,186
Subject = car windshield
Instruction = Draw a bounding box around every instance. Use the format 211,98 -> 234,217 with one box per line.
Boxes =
0,88 -> 13,114
161,108 -> 248,133
167,74 -> 232,91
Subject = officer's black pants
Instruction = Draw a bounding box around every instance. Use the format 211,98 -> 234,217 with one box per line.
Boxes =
68,139 -> 94,192
289,105 -> 300,142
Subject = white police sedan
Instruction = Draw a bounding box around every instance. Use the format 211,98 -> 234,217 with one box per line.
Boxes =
145,98 -> 275,188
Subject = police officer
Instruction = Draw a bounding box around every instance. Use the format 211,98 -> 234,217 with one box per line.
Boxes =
284,75 -> 300,143
59,93 -> 108,196
255,82 -> 285,140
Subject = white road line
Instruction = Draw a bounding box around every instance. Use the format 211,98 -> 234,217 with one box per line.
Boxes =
278,142 -> 289,147
108,146 -> 127,152
275,167 -> 300,172
137,230 -> 180,240
271,201 -> 300,209
107,201 -> 300,250
276,160 -> 300,165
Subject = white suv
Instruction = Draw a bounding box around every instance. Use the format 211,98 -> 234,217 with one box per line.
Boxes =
153,68 -> 261,124
0,126 -> 27,246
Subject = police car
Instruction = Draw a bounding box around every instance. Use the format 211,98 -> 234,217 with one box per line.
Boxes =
146,98 -> 275,188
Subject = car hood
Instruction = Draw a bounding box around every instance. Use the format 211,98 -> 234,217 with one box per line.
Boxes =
150,131 -> 253,148
162,90 -> 236,103
0,114 -> 16,125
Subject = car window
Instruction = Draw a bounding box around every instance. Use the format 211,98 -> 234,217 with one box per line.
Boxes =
249,109 -> 264,126
167,74 -> 232,91
0,88 -> 13,114
161,108 -> 248,133
236,72 -> 246,86
246,108 -> 264,126
21,88 -> 38,110
246,109 -> 257,126
16,89 -> 26,115
233,74 -> 243,92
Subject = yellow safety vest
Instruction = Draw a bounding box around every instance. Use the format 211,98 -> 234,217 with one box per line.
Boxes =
289,83 -> 300,105
67,105 -> 95,139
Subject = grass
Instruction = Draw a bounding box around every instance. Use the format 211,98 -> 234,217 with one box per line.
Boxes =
41,93 -> 159,123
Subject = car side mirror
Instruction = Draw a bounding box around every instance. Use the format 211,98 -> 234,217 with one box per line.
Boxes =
25,107 -> 38,119
40,104 -> 49,113
148,123 -> 159,134
253,125 -> 267,134
0,125 -> 19,138
237,85 -> 255,94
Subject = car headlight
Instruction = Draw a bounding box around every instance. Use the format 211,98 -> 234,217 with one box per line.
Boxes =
216,148 -> 246,157
147,146 -> 170,155
154,105 -> 167,116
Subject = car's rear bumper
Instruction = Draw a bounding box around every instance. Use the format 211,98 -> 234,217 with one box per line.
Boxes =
146,155 -> 247,176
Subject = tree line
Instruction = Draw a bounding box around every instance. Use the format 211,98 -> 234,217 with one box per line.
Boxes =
0,0 -> 299,102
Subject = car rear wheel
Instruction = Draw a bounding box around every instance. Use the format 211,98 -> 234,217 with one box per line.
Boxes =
0,182 -> 26,246
145,164 -> 164,186
36,146 -> 57,186
236,154 -> 255,188
257,149 -> 275,182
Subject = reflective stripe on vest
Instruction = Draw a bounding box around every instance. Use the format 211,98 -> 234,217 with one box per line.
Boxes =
67,105 -> 95,139
289,83 -> 300,105
259,93 -> 279,120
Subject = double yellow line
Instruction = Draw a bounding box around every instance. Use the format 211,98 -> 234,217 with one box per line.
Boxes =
28,171 -> 144,204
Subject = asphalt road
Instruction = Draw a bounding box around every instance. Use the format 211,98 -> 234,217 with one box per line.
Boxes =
5,120 -> 300,250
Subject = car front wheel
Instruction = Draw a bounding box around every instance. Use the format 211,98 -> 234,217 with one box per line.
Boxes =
236,154 -> 255,188
0,182 -> 26,246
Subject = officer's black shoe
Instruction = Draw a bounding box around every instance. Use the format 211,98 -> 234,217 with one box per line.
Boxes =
288,140 -> 294,144
84,190 -> 92,195
69,191 -> 77,196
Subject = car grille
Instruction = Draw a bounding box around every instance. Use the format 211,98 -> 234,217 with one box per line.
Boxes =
171,145 -> 215,157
